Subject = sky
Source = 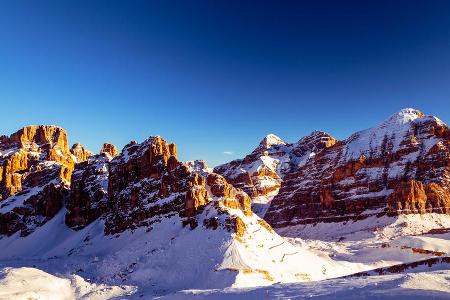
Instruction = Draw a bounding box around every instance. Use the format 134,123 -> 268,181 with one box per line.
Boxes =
1,1 -> 450,166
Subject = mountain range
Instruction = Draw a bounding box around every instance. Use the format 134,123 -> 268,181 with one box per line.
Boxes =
0,108 -> 449,299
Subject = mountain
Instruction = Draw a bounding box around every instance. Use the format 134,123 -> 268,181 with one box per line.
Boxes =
0,125 -> 91,236
0,126 -> 363,297
1,109 -> 449,298
216,108 -> 450,231
264,108 -> 450,229
214,131 -> 337,216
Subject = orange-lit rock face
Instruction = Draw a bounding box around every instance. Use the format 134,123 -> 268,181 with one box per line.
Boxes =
206,173 -> 252,215
0,125 -> 76,236
0,126 -> 74,200
207,173 -> 235,199
184,173 -> 209,217
265,109 -> 450,228
9,125 -> 69,153
387,180 -> 450,214
100,143 -> 119,158
70,143 -> 93,163
224,215 -> 246,239
1,127 -> 252,237
236,191 -> 252,216
387,180 -> 427,214
105,137 -> 253,234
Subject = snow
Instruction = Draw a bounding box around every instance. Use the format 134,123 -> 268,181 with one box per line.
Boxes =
0,200 -> 368,297
185,160 -> 213,175
385,108 -> 424,125
259,133 -> 286,149
1,110 -> 450,298
0,185 -> 44,214
252,189 -> 280,217
0,267 -> 135,300
341,108 -> 443,161
161,270 -> 450,299
0,207 -> 449,298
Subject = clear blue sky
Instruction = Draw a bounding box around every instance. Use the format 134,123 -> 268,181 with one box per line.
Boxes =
1,1 -> 450,166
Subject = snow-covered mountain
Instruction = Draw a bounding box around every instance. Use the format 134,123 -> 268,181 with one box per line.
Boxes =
263,108 -> 450,230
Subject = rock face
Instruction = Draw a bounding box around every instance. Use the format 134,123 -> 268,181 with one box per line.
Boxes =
70,143 -> 93,163
104,136 -> 252,234
65,154 -> 111,229
0,125 -> 253,238
0,125 -> 75,236
65,143 -> 119,229
105,136 -> 189,234
4,108 -> 448,238
387,180 -> 450,215
264,109 -> 450,228
100,143 -> 118,159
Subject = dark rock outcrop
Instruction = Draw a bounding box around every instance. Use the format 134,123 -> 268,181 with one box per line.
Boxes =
65,154 -> 111,229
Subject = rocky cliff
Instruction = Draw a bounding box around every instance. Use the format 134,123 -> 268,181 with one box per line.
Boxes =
65,146 -> 115,229
104,136 -> 251,234
0,125 -> 76,236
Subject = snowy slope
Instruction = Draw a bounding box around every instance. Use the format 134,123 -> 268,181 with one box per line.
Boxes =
0,267 -> 134,300
162,270 -> 450,299
0,201 -> 368,297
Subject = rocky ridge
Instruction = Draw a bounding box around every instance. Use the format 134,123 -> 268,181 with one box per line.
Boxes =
0,126 -> 255,240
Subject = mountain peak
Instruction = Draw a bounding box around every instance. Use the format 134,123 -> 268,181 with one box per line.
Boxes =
300,130 -> 334,141
381,108 -> 425,127
258,133 -> 286,149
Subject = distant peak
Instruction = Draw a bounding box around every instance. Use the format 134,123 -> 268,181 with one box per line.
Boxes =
100,143 -> 118,158
71,142 -> 83,149
185,160 -> 211,175
398,108 -> 424,117
307,130 -> 333,138
296,130 -> 335,144
382,108 -> 425,126
259,133 -> 286,149
295,130 -> 337,150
